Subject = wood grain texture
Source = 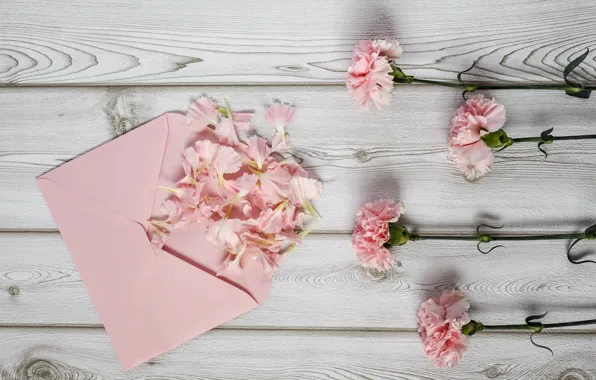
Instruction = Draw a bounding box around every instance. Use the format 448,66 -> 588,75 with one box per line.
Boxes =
1,328 -> 595,380
1,86 -> 596,232
3,233 -> 596,329
2,0 -> 596,85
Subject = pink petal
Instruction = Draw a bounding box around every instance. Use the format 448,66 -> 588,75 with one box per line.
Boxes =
271,132 -> 289,153
232,112 -> 253,131
187,97 -> 219,132
259,165 -> 292,204
233,173 -> 259,197
246,135 -> 271,170
265,103 -> 295,133
214,117 -> 240,146
288,177 -> 323,205
213,146 -> 243,183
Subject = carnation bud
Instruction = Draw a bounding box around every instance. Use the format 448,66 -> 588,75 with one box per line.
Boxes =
386,223 -> 410,246
480,129 -> 513,149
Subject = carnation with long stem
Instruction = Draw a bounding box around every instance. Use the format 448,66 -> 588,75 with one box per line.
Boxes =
385,222 -> 596,264
418,290 -> 596,367
447,94 -> 596,181
352,200 -> 596,269
347,39 -> 593,111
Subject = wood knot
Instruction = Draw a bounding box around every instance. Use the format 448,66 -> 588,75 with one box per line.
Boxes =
484,365 -> 504,378
8,285 -> 20,296
276,65 -> 309,72
355,150 -> 368,162
557,368 -> 591,380
24,359 -> 60,380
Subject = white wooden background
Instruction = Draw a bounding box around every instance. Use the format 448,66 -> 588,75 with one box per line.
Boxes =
2,1 -> 596,379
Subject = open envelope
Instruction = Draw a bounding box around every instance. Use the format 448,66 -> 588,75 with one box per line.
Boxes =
36,113 -> 271,369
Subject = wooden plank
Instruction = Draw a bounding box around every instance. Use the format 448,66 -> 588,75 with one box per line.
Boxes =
2,86 -> 596,232
1,0 -> 596,85
0,327 -> 594,379
2,233 -> 596,329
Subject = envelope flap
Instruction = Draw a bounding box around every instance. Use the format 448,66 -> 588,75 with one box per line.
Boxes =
39,114 -> 170,223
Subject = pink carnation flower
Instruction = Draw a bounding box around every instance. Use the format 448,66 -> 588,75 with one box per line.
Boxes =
352,200 -> 404,262
355,246 -> 395,270
417,290 -> 470,367
346,39 -> 402,111
448,94 -> 506,181
422,323 -> 468,368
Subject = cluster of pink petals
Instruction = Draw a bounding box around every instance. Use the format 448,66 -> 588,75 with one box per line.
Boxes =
346,39 -> 402,111
149,98 -> 323,278
417,290 -> 471,368
352,199 -> 404,270
448,94 -> 507,181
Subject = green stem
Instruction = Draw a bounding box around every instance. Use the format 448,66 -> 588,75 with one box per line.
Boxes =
462,318 -> 596,336
512,135 -> 596,144
406,78 -> 586,92
410,233 -> 585,242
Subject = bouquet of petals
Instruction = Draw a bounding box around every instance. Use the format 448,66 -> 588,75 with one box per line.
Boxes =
418,290 -> 596,367
148,98 -> 323,277
352,200 -> 596,270
346,39 -> 594,111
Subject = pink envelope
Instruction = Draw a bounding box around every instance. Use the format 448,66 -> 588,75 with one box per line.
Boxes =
36,113 -> 271,369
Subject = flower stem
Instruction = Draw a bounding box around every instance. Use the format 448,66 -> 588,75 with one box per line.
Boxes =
511,135 -> 596,144
405,78 -> 588,92
482,318 -> 596,330
410,233 -> 585,242
462,318 -> 596,336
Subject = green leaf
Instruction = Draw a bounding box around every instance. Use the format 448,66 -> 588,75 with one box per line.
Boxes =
564,48 -> 592,99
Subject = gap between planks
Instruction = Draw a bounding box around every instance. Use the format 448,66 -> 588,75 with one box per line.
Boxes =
1,324 -> 595,335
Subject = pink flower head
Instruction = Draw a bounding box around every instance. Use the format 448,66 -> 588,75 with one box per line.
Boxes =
187,97 -> 219,132
417,290 -> 471,368
347,40 -> 394,111
355,246 -> 395,270
352,200 -> 404,256
372,38 -> 403,59
265,103 -> 295,150
422,323 -> 467,368
448,94 -> 506,181
245,135 -> 272,171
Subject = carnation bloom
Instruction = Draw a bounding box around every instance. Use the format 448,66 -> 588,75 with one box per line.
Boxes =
355,246 -> 395,270
448,94 -> 506,181
417,290 -> 470,368
352,200 -> 404,269
346,39 -> 402,111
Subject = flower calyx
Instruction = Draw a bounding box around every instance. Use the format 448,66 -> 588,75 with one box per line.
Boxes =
386,223 -> 412,246
480,129 -> 513,149
390,66 -> 414,84
461,320 -> 484,336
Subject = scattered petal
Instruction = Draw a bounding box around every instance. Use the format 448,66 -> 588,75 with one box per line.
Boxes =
187,97 -> 219,131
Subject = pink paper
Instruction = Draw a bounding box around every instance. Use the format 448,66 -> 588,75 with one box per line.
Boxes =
36,113 -> 271,369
